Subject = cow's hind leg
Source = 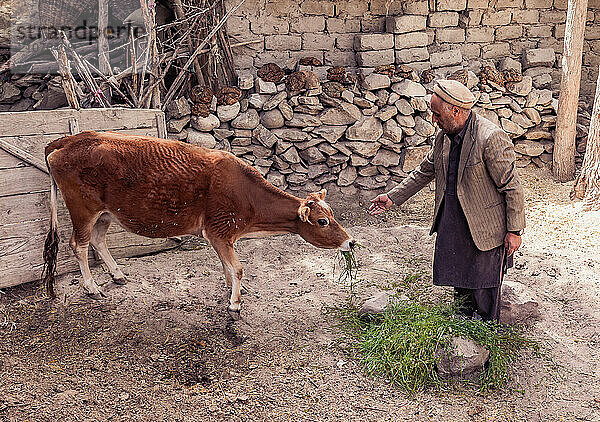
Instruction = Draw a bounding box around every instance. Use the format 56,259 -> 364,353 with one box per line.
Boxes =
209,238 -> 243,320
69,214 -> 104,299
90,213 -> 127,285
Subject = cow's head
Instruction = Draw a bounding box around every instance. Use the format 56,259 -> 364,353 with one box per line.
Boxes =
297,189 -> 354,250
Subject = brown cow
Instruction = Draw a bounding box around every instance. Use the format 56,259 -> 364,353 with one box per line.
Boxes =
42,131 -> 354,319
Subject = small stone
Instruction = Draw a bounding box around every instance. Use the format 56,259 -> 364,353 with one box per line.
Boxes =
410,97 -> 428,112
231,109 -> 260,129
281,146 -> 301,163
405,134 -> 427,146
391,79 -> 426,97
168,116 -> 190,133
506,76 -> 533,97
514,140 -> 544,156
253,125 -> 278,148
286,113 -> 322,127
511,113 -> 534,129
187,130 -> 217,148
263,91 -> 287,111
353,97 -> 374,109
375,105 -> 398,121
358,292 -> 408,316
524,129 -> 552,140
345,141 -> 381,157
351,155 -> 369,166
501,118 -> 526,137
382,119 -> 403,143
371,149 -> 400,167
190,114 -> 219,132
261,109 -> 285,129
272,128 -> 310,142
0,83 -> 21,103
279,101 -> 294,120
538,89 -> 553,106
337,165 -> 357,186
312,125 -> 347,143
256,78 -> 277,94
238,72 -> 254,90
522,48 -> 556,68
341,90 -> 354,103
499,57 -> 522,74
217,102 -> 241,122
267,171 -> 286,188
346,117 -> 384,142
436,336 -> 490,377
299,146 -> 326,164
414,116 -> 435,137
497,108 -> 513,119
248,93 -> 267,109
362,73 -> 391,90
500,280 -> 541,325
403,145 -> 430,172
320,103 -> 361,125
166,97 -> 191,119
213,128 -> 234,141
395,98 -> 415,115
396,114 -> 416,128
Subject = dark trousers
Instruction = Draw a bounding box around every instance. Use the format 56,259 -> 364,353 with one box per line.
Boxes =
454,286 -> 501,322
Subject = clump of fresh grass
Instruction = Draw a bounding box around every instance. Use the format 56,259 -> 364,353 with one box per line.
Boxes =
334,244 -> 362,284
334,298 -> 536,394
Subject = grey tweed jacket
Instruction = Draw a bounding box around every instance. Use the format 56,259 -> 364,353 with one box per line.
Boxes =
387,111 -> 525,251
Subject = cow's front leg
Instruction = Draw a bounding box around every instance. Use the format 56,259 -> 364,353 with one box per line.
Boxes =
209,238 -> 243,320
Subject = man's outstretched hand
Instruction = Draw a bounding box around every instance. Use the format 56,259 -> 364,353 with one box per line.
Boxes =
369,194 -> 393,215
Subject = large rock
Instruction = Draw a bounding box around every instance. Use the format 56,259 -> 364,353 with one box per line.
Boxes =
231,109 -> 260,129
501,118 -> 526,137
217,102 -> 241,122
371,149 -> 400,167
261,109 -> 285,129
346,117 -> 384,142
436,336 -> 490,377
320,103 -> 361,125
190,114 -> 219,132
362,73 -> 391,90
395,98 -> 414,115
500,280 -> 541,325
187,130 -> 217,149
391,79 -> 426,97
312,125 -> 347,143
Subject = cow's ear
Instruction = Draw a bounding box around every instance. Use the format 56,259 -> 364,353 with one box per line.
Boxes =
317,189 -> 327,200
298,204 -> 311,223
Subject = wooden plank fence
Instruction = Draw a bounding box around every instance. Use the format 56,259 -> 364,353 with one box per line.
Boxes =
0,108 -> 179,289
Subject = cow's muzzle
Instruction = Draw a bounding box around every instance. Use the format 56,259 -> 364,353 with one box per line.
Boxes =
340,238 -> 356,251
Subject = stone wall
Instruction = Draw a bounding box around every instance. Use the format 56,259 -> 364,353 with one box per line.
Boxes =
224,0 -> 600,100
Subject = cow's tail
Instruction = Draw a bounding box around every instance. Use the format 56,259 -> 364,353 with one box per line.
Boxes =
41,157 -> 59,299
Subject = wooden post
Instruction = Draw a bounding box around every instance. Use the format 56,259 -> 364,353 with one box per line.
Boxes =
571,64 -> 600,211
553,0 -> 589,182
98,0 -> 111,105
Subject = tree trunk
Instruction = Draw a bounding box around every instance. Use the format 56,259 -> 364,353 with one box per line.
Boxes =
571,65 -> 600,211
554,0 -> 588,182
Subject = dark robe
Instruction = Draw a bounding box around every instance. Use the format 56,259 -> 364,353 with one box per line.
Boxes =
432,114 -> 510,321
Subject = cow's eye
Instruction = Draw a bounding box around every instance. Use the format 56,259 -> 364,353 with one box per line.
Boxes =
317,218 -> 329,227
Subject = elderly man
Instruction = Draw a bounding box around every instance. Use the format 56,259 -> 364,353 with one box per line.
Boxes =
369,79 -> 525,321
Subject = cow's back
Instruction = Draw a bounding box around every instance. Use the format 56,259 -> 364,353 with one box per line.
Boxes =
46,131 -> 225,237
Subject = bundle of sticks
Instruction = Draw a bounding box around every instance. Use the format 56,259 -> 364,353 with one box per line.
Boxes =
2,0 -> 247,110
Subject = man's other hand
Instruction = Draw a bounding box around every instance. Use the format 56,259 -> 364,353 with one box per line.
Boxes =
369,194 -> 393,215
504,232 -> 522,256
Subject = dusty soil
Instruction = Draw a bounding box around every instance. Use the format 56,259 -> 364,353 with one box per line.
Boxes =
1,166 -> 599,422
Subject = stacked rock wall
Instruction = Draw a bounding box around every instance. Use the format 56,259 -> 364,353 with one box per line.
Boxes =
165,59 -> 587,195
225,0 -> 600,101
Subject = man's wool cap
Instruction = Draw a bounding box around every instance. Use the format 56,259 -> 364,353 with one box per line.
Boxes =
433,79 -> 476,109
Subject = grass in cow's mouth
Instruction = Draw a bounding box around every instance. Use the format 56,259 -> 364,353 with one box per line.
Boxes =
332,293 -> 537,395
336,247 -> 361,284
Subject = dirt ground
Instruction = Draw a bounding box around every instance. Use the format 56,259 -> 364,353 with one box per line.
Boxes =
1,166 -> 599,422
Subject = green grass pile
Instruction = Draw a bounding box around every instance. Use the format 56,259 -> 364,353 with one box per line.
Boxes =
334,297 -> 536,394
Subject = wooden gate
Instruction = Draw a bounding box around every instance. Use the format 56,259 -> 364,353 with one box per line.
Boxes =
0,108 -> 179,289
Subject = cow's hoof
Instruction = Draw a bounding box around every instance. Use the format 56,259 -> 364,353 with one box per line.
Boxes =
87,291 -> 106,300
228,309 -> 241,321
112,276 -> 128,285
